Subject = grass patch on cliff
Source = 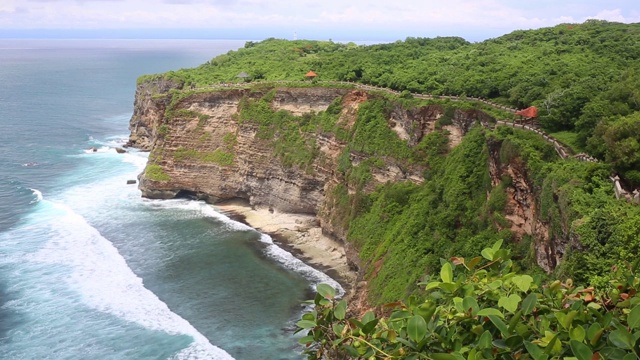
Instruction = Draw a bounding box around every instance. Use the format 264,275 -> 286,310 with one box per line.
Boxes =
238,92 -> 344,171
145,164 -> 171,181
173,147 -> 234,166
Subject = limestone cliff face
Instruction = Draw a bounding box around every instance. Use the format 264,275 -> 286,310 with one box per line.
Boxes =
486,138 -> 567,273
135,87 -> 349,214
128,78 -> 182,150
128,81 -> 564,284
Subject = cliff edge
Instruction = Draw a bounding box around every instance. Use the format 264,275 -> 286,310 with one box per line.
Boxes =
128,80 -> 567,307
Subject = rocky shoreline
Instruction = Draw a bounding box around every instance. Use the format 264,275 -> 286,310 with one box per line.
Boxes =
214,199 -> 358,296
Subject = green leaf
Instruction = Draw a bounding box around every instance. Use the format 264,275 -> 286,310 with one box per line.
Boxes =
570,340 -> 593,360
316,283 -> 336,299
362,311 -> 375,324
488,280 -> 503,290
332,323 -> 344,336
342,344 -> 359,357
390,310 -> 413,321
481,248 -> 495,261
587,323 -> 603,345
441,262 -> 453,283
487,315 -> 509,337
425,281 -> 442,290
609,328 -> 633,349
407,315 -> 427,343
463,296 -> 480,316
569,326 -> 586,343
512,275 -> 534,292
478,330 -> 493,349
590,329 -> 604,347
467,348 -> 477,360
334,299 -> 346,320
431,354 -> 462,360
628,305 -> 640,329
522,293 -> 537,315
492,239 -> 504,252
453,297 -> 464,313
477,308 -> 504,318
440,282 -> 458,293
498,294 -> 522,313
600,347 -> 627,360
361,319 -> 379,335
298,335 -> 315,345
296,319 -> 317,329
505,335 -> 524,349
492,339 -> 509,349
545,334 -> 562,356
564,310 -> 579,329
416,301 -> 437,321
524,340 -> 547,360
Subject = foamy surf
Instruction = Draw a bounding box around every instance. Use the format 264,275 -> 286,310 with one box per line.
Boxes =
145,199 -> 345,297
28,200 -> 234,360
29,188 -> 43,204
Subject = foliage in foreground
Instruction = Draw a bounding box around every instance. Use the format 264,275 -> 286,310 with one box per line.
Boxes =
297,240 -> 640,359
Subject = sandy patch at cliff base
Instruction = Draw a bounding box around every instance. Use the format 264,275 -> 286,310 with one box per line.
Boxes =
215,200 -> 357,292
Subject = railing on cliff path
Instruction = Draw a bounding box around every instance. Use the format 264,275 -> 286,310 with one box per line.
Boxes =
185,80 -> 638,204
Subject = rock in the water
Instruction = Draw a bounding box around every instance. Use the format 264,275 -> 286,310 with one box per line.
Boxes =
126,180 -> 137,185
89,147 -> 98,152
115,147 -> 127,154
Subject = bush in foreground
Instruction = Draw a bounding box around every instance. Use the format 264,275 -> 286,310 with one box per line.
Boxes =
297,240 -> 640,359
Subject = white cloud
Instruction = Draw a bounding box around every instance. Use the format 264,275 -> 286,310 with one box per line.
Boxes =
1,0 -> 638,39
587,8 -> 640,23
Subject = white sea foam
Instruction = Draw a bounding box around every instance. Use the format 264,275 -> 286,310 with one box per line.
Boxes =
257,233 -> 345,297
29,188 -> 43,203
83,146 -> 111,154
144,199 -> 345,297
27,201 -> 234,360
120,151 -> 149,169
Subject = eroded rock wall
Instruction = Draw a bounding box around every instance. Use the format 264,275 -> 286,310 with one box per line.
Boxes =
128,81 -> 568,303
486,138 -> 568,273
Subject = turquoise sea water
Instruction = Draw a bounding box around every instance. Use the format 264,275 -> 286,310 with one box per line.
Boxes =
0,39 -> 340,359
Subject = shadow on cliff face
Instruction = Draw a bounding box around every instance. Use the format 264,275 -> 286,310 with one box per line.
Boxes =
174,189 -> 212,202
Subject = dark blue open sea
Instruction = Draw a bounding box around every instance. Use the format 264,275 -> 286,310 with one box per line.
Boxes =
0,39 -> 340,360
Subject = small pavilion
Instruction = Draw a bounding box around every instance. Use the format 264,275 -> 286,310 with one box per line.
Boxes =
515,106 -> 538,125
305,71 -> 318,80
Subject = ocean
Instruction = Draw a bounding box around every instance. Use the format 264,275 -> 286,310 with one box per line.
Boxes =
0,39 -> 340,360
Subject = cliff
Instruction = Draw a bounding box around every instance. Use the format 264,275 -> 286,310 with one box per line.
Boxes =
128,80 -> 567,304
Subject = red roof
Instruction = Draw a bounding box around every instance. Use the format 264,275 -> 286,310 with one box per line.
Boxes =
515,106 -> 538,118
305,71 -> 317,77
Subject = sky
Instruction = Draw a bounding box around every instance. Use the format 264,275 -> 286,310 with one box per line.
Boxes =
0,0 -> 638,41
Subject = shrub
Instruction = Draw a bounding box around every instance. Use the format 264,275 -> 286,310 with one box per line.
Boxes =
297,240 -> 640,359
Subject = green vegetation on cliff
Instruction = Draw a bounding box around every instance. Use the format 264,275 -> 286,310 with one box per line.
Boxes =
136,20 -> 640,358
145,164 -> 171,181
142,20 -> 640,187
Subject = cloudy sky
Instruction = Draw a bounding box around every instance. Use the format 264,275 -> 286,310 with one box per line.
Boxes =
1,0 -> 638,41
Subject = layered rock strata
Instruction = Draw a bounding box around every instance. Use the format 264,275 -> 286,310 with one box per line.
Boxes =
129,81 -> 561,306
